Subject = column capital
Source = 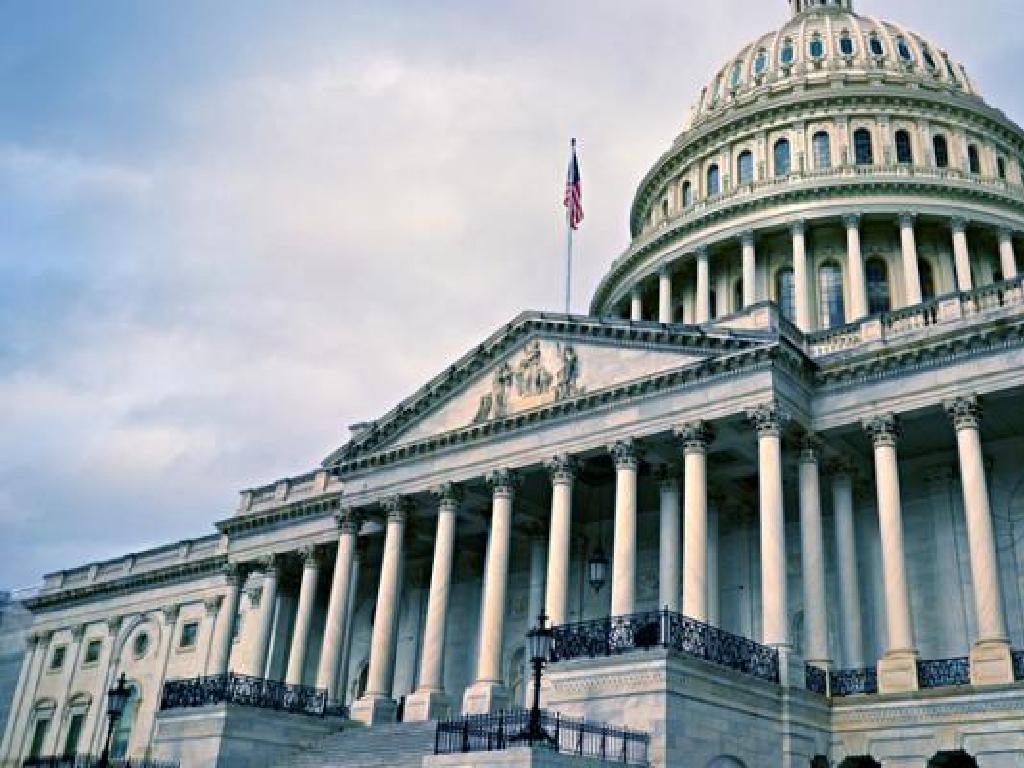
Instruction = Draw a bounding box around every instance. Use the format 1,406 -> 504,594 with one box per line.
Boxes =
658,264 -> 671,279
382,495 -> 413,524
608,438 -> 642,470
740,230 -> 756,248
297,545 -> 323,568
673,421 -> 714,453
256,553 -> 283,575
222,561 -> 246,586
487,468 -> 518,498
899,211 -> 917,228
842,213 -> 862,230
630,284 -> 642,299
944,394 -> 982,431
70,624 -> 86,641
863,413 -> 901,447
998,226 -> 1015,242
204,595 -> 224,616
25,632 -> 41,651
106,617 -> 123,636
790,219 -> 807,236
161,604 -> 181,626
433,481 -> 463,509
546,454 -> 578,485
695,246 -> 709,260
334,508 -> 363,535
746,401 -> 789,438
799,435 -> 821,464
653,464 -> 681,491
951,216 -> 969,233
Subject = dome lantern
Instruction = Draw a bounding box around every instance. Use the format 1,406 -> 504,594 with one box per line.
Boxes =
790,0 -> 853,15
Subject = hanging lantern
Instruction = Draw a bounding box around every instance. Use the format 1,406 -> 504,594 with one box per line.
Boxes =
587,547 -> 610,593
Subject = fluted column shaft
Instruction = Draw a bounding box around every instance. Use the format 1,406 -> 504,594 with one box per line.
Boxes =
250,557 -> 281,678
610,441 -> 640,616
845,214 -> 869,320
749,403 -> 789,648
695,249 -> 711,323
475,472 -> 515,684
679,422 -> 713,621
316,513 -> 360,698
286,548 -> 321,686
207,565 -> 244,676
658,269 -> 673,323
364,500 -> 408,699
791,221 -> 811,332
657,468 -> 682,613
630,287 -> 643,321
741,232 -> 757,307
952,218 -> 973,291
545,456 -> 575,626
899,213 -> 923,306
832,471 -> 864,668
799,440 -> 830,666
417,486 -> 460,694
999,229 -> 1018,281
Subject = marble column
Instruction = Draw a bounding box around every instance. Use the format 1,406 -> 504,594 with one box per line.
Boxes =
899,212 -> 923,306
656,466 -> 682,613
545,455 -> 575,626
863,414 -> 918,693
658,268 -> 674,323
610,440 -> 640,616
678,421 -> 713,621
337,542 -> 364,706
206,563 -> 244,675
84,619 -> 120,756
748,402 -> 789,649
142,606 -> 181,749
844,214 -> 869,320
406,484 -> 461,721
945,396 -> 1014,684
463,470 -> 516,715
630,286 -> 643,321
951,217 -> 973,291
249,556 -> 281,679
352,497 -> 409,725
799,438 -> 830,668
285,547 -> 322,686
791,220 -> 812,331
999,228 -> 1018,281
316,511 -> 360,699
695,248 -> 711,323
741,231 -> 757,307
830,467 -> 864,669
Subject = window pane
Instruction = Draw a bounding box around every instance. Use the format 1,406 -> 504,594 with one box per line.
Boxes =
682,182 -> 693,207
866,259 -> 891,314
707,165 -> 720,196
870,37 -> 884,56
818,263 -> 846,329
774,140 -> 791,177
839,35 -> 855,56
737,152 -> 754,184
813,132 -> 831,169
29,719 -> 50,760
895,131 -> 913,164
776,269 -> 796,321
64,714 -> 85,758
933,136 -> 949,168
968,146 -> 981,174
781,43 -> 795,65
754,50 -> 768,75
854,129 -> 874,165
809,38 -> 824,59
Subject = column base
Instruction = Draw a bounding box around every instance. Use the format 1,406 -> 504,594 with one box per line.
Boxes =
970,638 -> 1014,686
877,650 -> 919,695
404,688 -> 453,722
350,695 -> 398,726
461,681 -> 510,715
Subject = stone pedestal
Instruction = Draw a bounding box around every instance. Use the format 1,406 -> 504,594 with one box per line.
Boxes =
462,681 -> 511,715
350,695 -> 398,726
970,639 -> 1014,686
404,689 -> 454,722
877,650 -> 919,695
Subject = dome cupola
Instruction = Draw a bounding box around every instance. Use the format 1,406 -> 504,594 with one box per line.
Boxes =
790,0 -> 854,15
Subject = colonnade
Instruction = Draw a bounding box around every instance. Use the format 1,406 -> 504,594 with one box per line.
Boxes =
628,214 -> 1021,331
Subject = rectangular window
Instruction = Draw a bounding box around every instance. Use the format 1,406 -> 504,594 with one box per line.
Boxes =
63,713 -> 85,758
50,645 -> 66,671
28,719 -> 50,760
179,621 -> 199,649
83,639 -> 102,665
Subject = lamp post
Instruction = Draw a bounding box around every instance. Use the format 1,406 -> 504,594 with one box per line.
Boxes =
513,612 -> 555,747
99,673 -> 130,767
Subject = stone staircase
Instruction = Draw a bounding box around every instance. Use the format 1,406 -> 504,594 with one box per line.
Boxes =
274,720 -> 439,768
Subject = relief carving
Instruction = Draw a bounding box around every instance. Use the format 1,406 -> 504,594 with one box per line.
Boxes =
473,341 -> 582,423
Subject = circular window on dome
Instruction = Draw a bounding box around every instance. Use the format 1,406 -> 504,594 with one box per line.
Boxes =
868,35 -> 885,58
897,38 -> 913,63
780,39 -> 795,66
839,33 -> 855,57
808,35 -> 825,60
753,49 -> 768,76
133,632 -> 150,659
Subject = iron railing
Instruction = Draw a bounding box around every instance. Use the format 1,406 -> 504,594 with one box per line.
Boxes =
22,758 -> 178,768
159,673 -> 335,718
435,709 -> 649,765
806,664 -> 828,696
829,667 -> 878,697
917,657 -> 971,689
551,609 -> 780,684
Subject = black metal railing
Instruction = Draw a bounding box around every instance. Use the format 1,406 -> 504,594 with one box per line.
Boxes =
22,757 -> 178,768
806,664 -> 828,695
551,609 -> 780,684
159,673 -> 335,718
917,657 -> 970,690
435,709 -> 649,765
829,667 -> 878,697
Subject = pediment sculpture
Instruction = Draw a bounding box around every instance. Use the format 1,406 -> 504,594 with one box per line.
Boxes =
472,341 -> 582,423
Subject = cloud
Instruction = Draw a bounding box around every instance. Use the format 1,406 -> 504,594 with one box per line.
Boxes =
0,144 -> 152,203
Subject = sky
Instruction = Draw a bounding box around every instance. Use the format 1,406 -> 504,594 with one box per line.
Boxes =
1,0 -> 1022,590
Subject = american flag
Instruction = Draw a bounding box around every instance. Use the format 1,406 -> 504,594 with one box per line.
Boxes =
564,138 -> 583,230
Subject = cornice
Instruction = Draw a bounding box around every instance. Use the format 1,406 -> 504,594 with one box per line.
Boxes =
25,555 -> 227,612
216,492 -> 344,537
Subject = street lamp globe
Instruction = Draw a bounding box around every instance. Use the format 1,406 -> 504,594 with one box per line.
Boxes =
587,547 -> 609,593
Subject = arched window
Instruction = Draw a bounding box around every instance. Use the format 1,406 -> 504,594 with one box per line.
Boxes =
854,128 -> 874,165
922,48 -> 938,70
869,35 -> 885,57
707,164 -> 721,197
895,130 -> 914,164
818,262 -> 846,329
776,268 -> 796,321
737,151 -> 754,184
839,32 -> 855,56
730,61 -> 743,88
781,39 -> 795,66
682,181 -> 693,207
812,131 -> 831,169
998,157 -> 1007,179
968,145 -> 981,174
754,49 -> 768,76
809,35 -> 825,60
865,257 -> 891,314
110,684 -> 141,759
896,38 -> 914,62
933,135 -> 950,168
919,258 -> 936,299
774,138 -> 791,177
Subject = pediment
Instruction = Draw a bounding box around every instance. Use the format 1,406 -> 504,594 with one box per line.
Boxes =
324,313 -> 772,467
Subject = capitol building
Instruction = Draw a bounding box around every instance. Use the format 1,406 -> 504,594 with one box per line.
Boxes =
5,0 -> 1024,766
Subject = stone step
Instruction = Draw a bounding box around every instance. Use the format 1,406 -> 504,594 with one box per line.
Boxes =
274,721 -> 438,768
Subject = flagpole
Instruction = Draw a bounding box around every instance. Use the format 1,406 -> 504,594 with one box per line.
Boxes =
565,137 -> 575,315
